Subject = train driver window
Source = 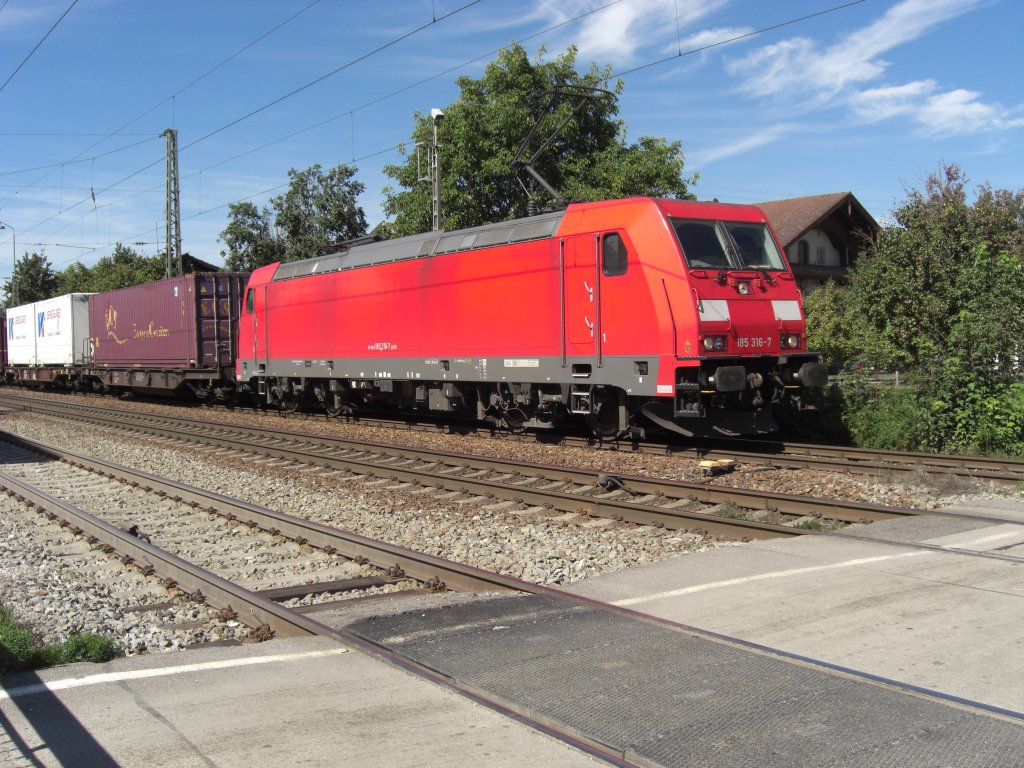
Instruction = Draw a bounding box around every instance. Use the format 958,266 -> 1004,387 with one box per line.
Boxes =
602,232 -> 628,276
245,288 -> 254,314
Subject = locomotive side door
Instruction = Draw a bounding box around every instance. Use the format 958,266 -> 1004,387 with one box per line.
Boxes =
562,234 -> 598,361
248,285 -> 269,371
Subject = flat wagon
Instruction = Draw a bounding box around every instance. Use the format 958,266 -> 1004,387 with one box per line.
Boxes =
87,272 -> 248,400
6,294 -> 92,387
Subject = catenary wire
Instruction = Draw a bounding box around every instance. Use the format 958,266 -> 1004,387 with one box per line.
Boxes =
0,0 -> 79,96
24,0 -> 869,267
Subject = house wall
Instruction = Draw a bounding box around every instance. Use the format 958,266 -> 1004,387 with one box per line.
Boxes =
785,229 -> 841,267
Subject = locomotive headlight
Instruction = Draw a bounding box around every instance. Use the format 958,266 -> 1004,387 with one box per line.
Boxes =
737,281 -> 751,295
703,335 -> 727,352
780,334 -> 800,349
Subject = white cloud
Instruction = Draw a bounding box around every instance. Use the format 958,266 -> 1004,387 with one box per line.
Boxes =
851,80 -> 1024,136
918,89 -> 1024,135
849,80 -> 939,122
723,0 -> 1024,139
728,0 -> 983,101
525,0 -> 729,63
693,123 -> 798,165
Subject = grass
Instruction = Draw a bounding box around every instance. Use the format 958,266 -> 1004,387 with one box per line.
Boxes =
0,603 -> 121,675
792,517 -> 847,532
714,503 -> 749,521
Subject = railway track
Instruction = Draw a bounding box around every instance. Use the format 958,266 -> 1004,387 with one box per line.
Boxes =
5,389 -> 1017,486
337,413 -> 1024,486
1,393 -> 928,538
0,430 -> 543,641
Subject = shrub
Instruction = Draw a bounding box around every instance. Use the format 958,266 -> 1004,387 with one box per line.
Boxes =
0,604 -> 121,674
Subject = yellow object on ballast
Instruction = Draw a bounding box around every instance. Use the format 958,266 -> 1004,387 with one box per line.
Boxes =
699,459 -> 736,475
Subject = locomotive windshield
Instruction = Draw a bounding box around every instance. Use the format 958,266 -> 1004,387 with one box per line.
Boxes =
670,219 -> 788,271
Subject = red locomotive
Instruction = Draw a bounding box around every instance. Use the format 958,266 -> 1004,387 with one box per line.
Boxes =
235,197 -> 828,437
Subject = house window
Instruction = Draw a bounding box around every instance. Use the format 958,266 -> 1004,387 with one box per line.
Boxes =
797,240 -> 809,265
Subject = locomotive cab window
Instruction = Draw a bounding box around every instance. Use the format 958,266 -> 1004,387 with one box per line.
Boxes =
671,218 -> 787,272
245,288 -> 254,314
602,232 -> 628,276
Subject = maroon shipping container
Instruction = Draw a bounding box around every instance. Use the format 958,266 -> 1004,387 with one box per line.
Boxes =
89,273 -> 247,369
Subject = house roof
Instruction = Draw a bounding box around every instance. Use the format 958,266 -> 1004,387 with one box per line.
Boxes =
755,192 -> 877,248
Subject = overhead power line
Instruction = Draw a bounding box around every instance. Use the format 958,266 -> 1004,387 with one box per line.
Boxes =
0,0 -> 323,211
180,0 -> 484,152
612,0 -> 869,79
0,0 -> 79,96
34,0 -> 870,267
82,0 -> 326,158
0,135 -> 160,177
18,1 -> 484,262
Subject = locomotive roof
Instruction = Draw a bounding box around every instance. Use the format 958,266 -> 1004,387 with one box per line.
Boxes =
272,208 -> 567,282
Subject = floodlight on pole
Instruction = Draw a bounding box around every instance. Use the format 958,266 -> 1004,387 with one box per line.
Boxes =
0,221 -> 14,305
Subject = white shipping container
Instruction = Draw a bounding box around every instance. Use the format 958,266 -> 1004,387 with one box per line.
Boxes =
34,294 -> 93,365
6,302 -> 36,365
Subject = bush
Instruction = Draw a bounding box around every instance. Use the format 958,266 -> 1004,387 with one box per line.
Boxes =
0,611 -> 42,674
840,383 -> 930,451
55,633 -> 121,665
0,604 -> 121,674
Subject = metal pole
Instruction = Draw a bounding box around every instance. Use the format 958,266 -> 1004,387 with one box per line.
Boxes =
0,222 -> 14,305
162,129 -> 181,277
430,109 -> 443,232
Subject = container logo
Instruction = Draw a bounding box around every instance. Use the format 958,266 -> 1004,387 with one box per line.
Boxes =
8,314 -> 26,341
104,304 -> 170,345
36,308 -> 63,338
36,311 -> 61,337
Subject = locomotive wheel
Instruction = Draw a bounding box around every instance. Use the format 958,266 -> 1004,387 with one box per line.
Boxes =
502,409 -> 527,433
586,399 -> 620,440
279,391 -> 302,413
274,380 -> 303,413
326,401 -> 350,418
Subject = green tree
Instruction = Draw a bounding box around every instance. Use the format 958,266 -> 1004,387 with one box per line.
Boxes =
837,164 -> 1024,454
382,43 -> 696,237
273,164 -> 367,262
219,164 -> 367,270
4,251 -> 57,307
57,244 -> 164,295
219,202 -> 286,272
802,280 -> 855,367
56,261 -> 92,295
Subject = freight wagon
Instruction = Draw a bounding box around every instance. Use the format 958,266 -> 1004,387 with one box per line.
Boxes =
86,272 -> 247,399
5,294 -> 92,387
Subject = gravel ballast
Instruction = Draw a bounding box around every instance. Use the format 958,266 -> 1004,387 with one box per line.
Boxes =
0,396 -> 1016,660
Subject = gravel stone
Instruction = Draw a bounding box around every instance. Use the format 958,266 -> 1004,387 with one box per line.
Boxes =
0,392 -> 1018,661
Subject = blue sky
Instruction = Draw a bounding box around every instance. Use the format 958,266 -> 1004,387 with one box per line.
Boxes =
0,0 -> 1021,279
